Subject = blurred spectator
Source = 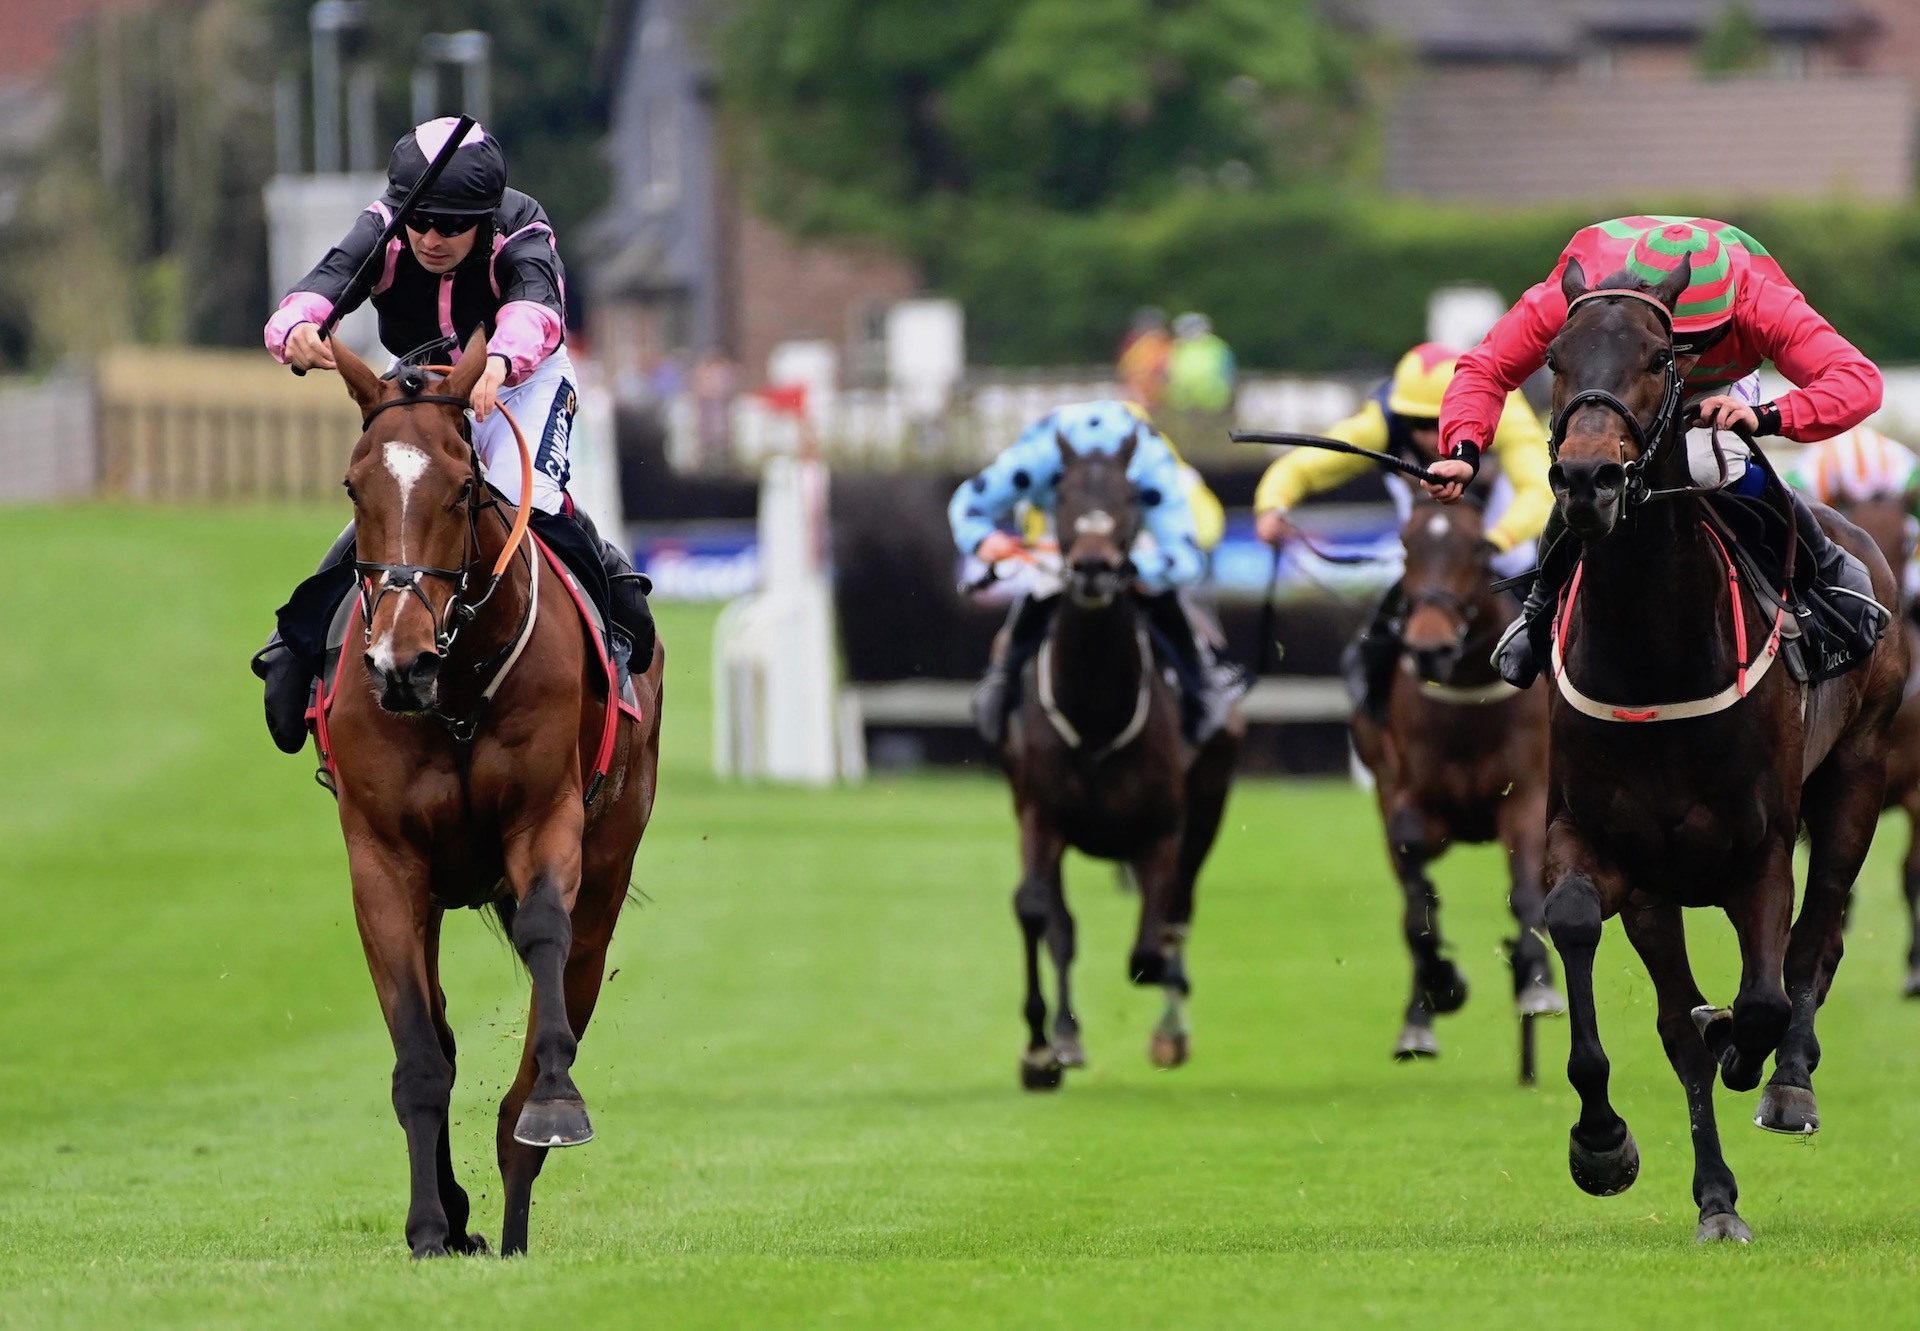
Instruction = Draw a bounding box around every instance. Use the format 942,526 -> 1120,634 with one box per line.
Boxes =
691,348 -> 738,473
1165,312 -> 1237,459
1116,306 -> 1171,412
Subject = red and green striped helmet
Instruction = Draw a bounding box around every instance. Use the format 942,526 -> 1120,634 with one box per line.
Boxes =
1595,216 -> 1765,333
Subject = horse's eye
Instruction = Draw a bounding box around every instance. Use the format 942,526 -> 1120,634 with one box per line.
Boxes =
1544,350 -> 1559,373
1651,350 -> 1673,371
341,479 -> 357,503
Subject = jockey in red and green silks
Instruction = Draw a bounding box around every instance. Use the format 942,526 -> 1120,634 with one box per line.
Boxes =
950,400 -> 1245,748
1428,216 -> 1887,686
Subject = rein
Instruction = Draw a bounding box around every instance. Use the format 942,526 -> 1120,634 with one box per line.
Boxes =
353,368 -> 537,741
1549,289 -> 1687,507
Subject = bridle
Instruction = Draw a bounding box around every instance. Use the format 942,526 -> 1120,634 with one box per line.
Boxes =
351,368 -> 536,739
1548,288 -> 1687,507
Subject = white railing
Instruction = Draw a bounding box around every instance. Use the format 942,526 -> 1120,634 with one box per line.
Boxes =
0,368 -> 96,505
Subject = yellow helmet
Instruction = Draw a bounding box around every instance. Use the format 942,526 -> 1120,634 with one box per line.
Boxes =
1386,342 -> 1462,419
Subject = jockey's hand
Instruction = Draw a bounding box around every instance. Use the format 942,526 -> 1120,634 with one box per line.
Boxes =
975,531 -> 1028,566
1422,458 -> 1475,504
284,322 -> 335,372
1694,395 -> 1759,435
1255,510 -> 1299,548
471,354 -> 510,420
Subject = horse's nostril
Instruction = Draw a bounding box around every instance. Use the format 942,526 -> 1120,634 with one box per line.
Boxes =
1548,463 -> 1566,492
407,653 -> 443,687
1595,462 -> 1626,492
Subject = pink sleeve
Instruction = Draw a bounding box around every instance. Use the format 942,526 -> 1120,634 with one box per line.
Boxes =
263,293 -> 335,362
1745,280 -> 1883,441
1442,268 -> 1566,457
487,300 -> 564,384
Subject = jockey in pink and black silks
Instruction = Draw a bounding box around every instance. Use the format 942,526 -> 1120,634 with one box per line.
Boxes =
1426,216 -> 1888,686
249,118 -> 652,757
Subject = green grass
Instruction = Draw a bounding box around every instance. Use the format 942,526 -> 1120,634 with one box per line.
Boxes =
5,505 -> 1920,1328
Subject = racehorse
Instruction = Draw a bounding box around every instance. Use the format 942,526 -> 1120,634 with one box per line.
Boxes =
1350,497 -> 1562,1078
1823,494 -> 1920,993
989,433 -> 1243,1089
1539,258 -> 1904,1242
322,331 -> 663,1257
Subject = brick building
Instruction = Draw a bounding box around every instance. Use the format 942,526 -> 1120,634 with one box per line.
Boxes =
583,0 -> 921,392
1350,0 -> 1917,203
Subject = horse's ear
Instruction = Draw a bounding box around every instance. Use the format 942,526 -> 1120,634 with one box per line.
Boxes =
1056,429 -> 1077,468
1560,256 -> 1588,306
1117,425 -> 1139,469
1650,253 -> 1692,314
331,337 -> 384,417
441,327 -> 491,403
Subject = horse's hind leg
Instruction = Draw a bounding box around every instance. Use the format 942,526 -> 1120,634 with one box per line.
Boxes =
1385,802 -> 1464,1061
1044,876 -> 1083,1069
1620,899 -> 1748,1242
1013,804 -> 1067,1091
1148,729 -> 1236,1067
1128,831 -> 1191,1068
1901,795 -> 1920,997
348,849 -> 457,1258
1711,839 -> 1795,1095
1497,792 -> 1563,1016
1762,745 -> 1886,1134
425,910 -> 486,1255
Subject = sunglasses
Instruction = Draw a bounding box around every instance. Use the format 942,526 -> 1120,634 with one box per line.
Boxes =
406,212 -> 481,238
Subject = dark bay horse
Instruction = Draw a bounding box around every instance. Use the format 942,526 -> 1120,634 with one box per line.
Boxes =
1351,497 -> 1561,1077
1826,494 -> 1920,992
993,434 -> 1243,1089
323,332 -> 664,1257
1539,259 -> 1905,1242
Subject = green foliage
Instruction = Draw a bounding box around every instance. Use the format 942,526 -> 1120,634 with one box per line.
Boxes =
1698,2 -> 1770,76
925,193 -> 1920,371
716,0 -> 1363,228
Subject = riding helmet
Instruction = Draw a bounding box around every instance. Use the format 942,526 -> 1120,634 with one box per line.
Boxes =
383,117 -> 507,218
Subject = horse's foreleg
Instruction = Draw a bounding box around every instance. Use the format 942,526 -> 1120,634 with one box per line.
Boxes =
504,812 -> 591,1147
423,910 -> 485,1255
1901,794 -> 1920,996
349,846 -> 455,1258
1043,872 -> 1082,1069
1543,824 -> 1636,1196
1013,803 -> 1066,1090
1717,839 -> 1795,1094
1764,748 -> 1884,1133
1620,898 -> 1747,1242
1385,801 -> 1461,1060
1127,832 -> 1191,1069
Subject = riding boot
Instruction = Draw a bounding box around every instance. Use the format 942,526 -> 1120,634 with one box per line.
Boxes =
1340,584 -> 1406,723
1493,519 -> 1578,688
570,505 -> 656,675
1788,488 -> 1889,677
1143,591 -> 1247,744
250,522 -> 357,755
975,594 -> 1055,749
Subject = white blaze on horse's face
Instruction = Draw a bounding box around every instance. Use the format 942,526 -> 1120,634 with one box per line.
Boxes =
1425,512 -> 1450,540
383,441 -> 432,558
1075,510 -> 1116,538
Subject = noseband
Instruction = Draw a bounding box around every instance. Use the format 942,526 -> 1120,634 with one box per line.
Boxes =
350,387 -> 507,661
1548,289 -> 1687,506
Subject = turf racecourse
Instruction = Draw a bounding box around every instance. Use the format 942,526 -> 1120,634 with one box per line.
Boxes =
6,505 -> 1920,1329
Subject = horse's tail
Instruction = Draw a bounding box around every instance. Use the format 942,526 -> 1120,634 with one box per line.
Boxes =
482,894 -> 519,947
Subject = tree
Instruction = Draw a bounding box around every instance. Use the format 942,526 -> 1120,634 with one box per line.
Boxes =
1698,3 -> 1769,77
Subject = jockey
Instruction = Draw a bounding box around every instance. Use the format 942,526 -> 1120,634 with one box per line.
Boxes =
1253,343 -> 1551,720
1433,216 -> 1887,686
248,118 -> 652,754
950,400 -> 1245,747
1788,424 -> 1920,604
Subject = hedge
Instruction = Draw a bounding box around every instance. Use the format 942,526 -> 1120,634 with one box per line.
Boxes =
915,192 -> 1920,373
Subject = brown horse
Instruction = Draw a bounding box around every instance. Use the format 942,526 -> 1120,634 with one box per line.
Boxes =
1351,497 -> 1561,1077
994,435 -> 1243,1089
322,331 -> 663,1257
1825,494 -> 1920,993
1538,259 -> 1905,1242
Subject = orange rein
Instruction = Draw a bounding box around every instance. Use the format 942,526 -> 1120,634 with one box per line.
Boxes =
421,362 -> 534,577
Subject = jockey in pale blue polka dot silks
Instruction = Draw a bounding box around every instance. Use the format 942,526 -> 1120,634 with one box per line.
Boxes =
951,400 -> 1243,748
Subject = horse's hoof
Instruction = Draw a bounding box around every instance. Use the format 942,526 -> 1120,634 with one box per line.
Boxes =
1149,1030 -> 1189,1069
449,1231 -> 490,1256
513,1097 -> 594,1148
1421,962 -> 1469,1015
1696,1211 -> 1753,1244
1393,1024 -> 1440,1060
1054,1036 -> 1087,1070
1691,1004 -> 1733,1050
1755,1083 -> 1820,1135
1516,978 -> 1567,1017
1020,1049 -> 1064,1092
1568,1126 -> 1639,1196
410,1241 -> 450,1260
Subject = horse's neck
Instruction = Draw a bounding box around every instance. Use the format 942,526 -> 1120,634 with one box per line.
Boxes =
438,507 -> 537,706
1046,595 -> 1147,744
1568,500 -> 1735,699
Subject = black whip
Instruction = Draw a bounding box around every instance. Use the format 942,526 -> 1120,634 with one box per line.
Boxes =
1231,429 -> 1442,486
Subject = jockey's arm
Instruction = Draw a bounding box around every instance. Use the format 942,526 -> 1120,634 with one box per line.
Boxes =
1745,279 -> 1883,441
1482,392 -> 1553,553
949,428 -> 1056,558
489,224 -> 567,386
1440,269 -> 1562,471
1132,440 -> 1205,593
263,208 -> 387,364
1251,400 -> 1387,515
